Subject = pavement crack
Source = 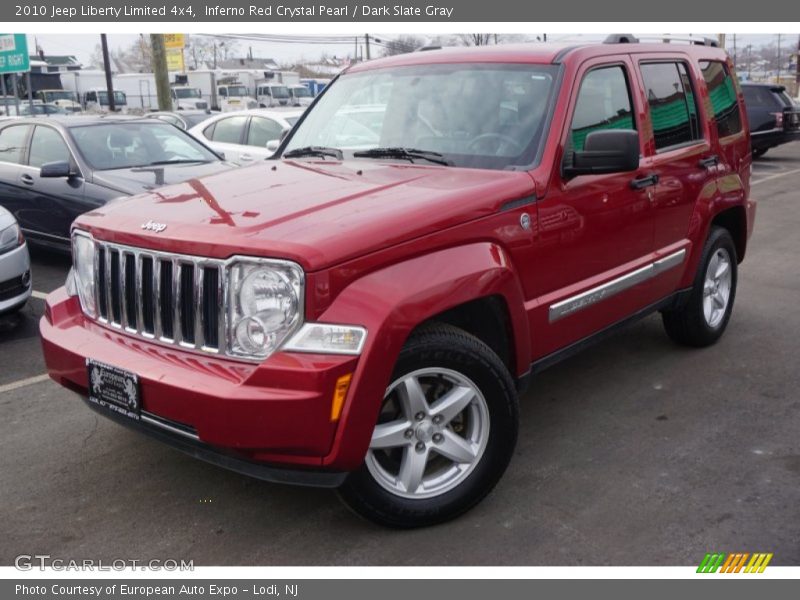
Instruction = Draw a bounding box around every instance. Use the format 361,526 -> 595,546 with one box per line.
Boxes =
82,415 -> 99,450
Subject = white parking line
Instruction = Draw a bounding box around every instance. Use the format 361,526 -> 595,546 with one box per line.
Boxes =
752,167 -> 800,186
0,373 -> 51,394
32,290 -> 48,300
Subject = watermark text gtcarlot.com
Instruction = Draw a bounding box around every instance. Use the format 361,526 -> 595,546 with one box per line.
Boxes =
14,554 -> 194,571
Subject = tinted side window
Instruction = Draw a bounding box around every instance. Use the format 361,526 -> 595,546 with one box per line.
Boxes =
0,124 -> 31,164
700,61 -> 743,138
247,117 -> 284,147
569,66 -> 635,152
640,62 -> 703,150
742,86 -> 782,108
209,116 -> 247,144
29,126 -> 72,168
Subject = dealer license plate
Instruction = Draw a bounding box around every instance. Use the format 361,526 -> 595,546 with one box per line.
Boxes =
86,358 -> 141,421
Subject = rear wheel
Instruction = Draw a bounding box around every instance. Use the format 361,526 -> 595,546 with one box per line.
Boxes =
662,226 -> 737,347
338,324 -> 518,528
752,147 -> 768,158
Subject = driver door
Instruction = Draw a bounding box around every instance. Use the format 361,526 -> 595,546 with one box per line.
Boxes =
21,124 -> 88,243
530,58 -> 658,358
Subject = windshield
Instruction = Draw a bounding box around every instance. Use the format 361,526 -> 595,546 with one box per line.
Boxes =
284,63 -> 558,170
174,87 -> 201,99
226,86 -> 248,97
98,91 -> 127,106
70,122 -> 219,170
269,85 -> 290,99
46,91 -> 76,102
291,86 -> 311,98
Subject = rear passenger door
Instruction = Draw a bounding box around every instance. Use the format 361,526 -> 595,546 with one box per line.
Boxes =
0,123 -> 32,230
635,58 -> 716,296
699,60 -> 748,185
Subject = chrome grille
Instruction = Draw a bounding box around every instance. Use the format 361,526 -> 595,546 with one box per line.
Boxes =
94,241 -> 226,354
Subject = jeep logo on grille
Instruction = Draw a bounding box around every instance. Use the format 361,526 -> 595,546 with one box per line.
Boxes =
141,220 -> 167,233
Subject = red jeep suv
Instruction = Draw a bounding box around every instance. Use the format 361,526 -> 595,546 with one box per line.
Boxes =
41,37 -> 756,528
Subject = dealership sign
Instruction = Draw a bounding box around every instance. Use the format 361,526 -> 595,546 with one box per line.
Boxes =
0,33 -> 29,73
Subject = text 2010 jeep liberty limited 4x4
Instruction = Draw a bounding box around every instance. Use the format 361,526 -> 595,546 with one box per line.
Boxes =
41,38 -> 756,527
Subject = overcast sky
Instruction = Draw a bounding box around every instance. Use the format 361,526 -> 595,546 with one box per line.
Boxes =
27,33 -> 793,67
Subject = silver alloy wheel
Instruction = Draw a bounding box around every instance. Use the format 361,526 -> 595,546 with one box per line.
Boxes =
365,367 -> 490,500
703,247 -> 733,328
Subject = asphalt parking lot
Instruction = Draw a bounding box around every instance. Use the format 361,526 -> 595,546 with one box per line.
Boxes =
1,144 -> 799,567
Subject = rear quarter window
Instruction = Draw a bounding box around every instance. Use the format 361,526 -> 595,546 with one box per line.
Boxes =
700,61 -> 743,138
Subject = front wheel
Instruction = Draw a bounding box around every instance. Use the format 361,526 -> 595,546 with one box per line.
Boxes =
337,324 -> 518,528
662,226 -> 737,347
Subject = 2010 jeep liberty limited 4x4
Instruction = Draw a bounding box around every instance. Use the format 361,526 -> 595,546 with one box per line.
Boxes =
41,37 -> 756,528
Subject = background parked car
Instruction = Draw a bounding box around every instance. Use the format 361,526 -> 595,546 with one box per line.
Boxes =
0,116 -> 231,251
741,82 -> 800,157
188,109 -> 303,164
0,205 -> 31,315
149,110 -> 216,130
20,103 -> 68,117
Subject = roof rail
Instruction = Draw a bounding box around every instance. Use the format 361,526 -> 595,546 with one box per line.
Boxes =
416,45 -> 442,52
604,34 -> 719,47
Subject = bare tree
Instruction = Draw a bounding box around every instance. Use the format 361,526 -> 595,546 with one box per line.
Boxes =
381,35 -> 425,57
458,34 -> 496,46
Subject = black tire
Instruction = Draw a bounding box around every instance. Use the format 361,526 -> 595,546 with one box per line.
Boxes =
662,226 -> 738,347
337,324 -> 519,528
752,148 -> 768,158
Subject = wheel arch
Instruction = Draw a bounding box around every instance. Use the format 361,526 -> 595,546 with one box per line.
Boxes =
316,242 -> 529,469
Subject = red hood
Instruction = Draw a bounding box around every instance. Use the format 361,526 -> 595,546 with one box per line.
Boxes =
74,160 -> 535,271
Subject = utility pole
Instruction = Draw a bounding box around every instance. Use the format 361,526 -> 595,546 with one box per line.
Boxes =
718,33 -> 726,49
796,35 -> 800,91
733,33 -> 737,67
777,34 -> 782,83
150,34 -> 172,111
100,34 -> 116,112
365,34 -> 371,60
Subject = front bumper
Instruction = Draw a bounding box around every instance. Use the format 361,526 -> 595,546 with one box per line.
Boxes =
40,288 -> 361,482
0,242 -> 32,314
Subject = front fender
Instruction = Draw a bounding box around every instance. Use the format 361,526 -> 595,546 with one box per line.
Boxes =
318,242 -> 529,469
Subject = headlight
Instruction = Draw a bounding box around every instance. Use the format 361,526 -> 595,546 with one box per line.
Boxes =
0,222 -> 22,253
71,232 -> 97,318
227,260 -> 303,359
283,323 -> 367,355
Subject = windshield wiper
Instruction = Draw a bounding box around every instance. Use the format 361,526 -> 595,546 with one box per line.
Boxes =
283,146 -> 343,160
352,147 -> 452,166
140,159 -> 210,166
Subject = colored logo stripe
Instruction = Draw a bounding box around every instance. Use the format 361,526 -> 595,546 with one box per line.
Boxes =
697,552 -> 773,573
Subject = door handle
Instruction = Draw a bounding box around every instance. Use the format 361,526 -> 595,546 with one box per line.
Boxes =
630,173 -> 659,190
239,154 -> 254,162
698,155 -> 719,169
20,173 -> 34,185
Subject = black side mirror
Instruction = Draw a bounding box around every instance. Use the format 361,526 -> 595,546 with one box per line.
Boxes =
40,161 -> 73,178
564,129 -> 639,178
